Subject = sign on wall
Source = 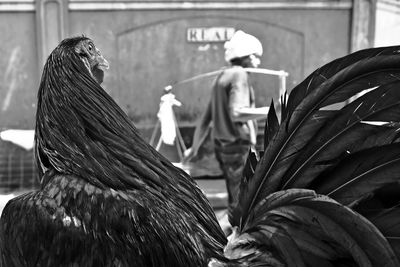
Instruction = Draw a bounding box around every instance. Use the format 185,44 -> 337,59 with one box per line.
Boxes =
187,27 -> 235,42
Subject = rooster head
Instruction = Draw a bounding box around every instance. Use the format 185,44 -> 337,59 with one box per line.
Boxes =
74,38 -> 109,84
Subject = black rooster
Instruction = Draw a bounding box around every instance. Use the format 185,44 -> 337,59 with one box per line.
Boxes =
2,36 -> 400,267
0,36 -> 226,266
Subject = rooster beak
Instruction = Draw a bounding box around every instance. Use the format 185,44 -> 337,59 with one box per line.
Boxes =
97,56 -> 109,71
92,49 -> 109,84
95,48 -> 110,71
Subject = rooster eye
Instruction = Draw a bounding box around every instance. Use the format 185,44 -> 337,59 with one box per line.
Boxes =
88,44 -> 93,51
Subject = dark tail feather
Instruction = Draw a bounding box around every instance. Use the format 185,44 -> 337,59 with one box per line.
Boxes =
227,46 -> 400,265
227,189 -> 400,266
234,46 -> 400,231
264,98 -> 280,150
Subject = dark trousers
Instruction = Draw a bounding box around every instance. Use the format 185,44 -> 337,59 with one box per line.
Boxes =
214,141 -> 251,224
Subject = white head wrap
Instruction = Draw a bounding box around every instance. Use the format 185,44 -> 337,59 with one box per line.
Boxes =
224,30 -> 263,62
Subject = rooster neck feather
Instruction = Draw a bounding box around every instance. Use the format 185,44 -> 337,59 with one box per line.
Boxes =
35,37 -> 173,190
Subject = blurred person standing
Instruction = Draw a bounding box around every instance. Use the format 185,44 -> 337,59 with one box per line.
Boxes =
184,30 -> 269,230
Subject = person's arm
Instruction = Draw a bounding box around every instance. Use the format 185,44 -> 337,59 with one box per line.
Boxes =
231,106 -> 269,122
183,100 -> 212,162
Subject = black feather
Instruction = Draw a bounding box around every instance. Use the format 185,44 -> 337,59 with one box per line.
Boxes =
234,46 -> 400,231
264,98 -> 279,150
224,46 -> 400,266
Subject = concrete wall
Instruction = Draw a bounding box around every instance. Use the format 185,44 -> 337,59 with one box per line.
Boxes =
0,10 -> 38,129
0,0 -> 375,132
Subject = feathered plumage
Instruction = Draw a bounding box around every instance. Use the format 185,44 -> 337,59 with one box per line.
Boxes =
0,36 -> 226,266
2,36 -> 400,267
219,45 -> 400,266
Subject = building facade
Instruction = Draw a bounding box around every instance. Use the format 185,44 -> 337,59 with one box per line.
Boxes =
0,0 -> 376,130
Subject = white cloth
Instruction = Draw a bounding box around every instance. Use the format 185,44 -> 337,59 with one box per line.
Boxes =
157,93 -> 181,145
224,30 -> 263,62
0,129 -> 35,150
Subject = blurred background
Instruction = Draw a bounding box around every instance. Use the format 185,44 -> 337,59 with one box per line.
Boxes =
0,0 -> 398,211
